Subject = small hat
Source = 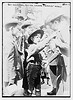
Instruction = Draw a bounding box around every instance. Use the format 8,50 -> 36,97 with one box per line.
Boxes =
28,29 -> 44,44
12,13 -> 25,20
16,16 -> 24,20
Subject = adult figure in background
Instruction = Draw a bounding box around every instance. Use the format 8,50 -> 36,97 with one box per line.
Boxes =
44,14 -> 70,95
4,21 -> 24,87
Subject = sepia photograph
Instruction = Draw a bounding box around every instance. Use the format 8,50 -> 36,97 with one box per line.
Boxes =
2,2 -> 71,97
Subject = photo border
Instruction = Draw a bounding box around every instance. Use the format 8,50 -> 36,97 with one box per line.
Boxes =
1,1 -> 71,98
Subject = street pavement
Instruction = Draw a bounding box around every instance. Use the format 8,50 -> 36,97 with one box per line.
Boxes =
41,73 -> 70,96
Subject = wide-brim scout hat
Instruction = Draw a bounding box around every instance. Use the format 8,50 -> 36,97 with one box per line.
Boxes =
20,18 -> 34,29
5,19 -> 18,31
28,29 -> 44,44
21,24 -> 31,29
45,11 -> 69,25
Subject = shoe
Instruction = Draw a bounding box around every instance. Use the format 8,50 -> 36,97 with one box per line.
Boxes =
35,89 -> 41,96
47,88 -> 56,95
23,90 -> 32,96
27,90 -> 32,96
23,90 -> 28,96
